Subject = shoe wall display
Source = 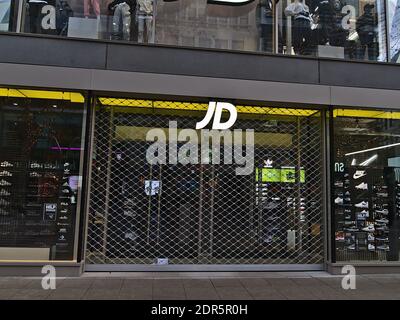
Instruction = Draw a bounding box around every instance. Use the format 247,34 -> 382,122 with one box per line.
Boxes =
334,166 -> 400,261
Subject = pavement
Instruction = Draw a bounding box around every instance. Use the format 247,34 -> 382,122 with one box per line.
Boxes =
0,272 -> 399,300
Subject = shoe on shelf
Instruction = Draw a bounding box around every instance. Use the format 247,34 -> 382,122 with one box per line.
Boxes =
353,170 -> 367,179
376,218 -> 389,224
335,197 -> 343,205
362,225 -> 375,232
355,182 -> 368,190
0,161 -> 13,168
355,201 -> 369,208
368,244 -> 375,251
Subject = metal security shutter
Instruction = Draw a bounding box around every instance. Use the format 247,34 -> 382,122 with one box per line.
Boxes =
85,98 -> 324,269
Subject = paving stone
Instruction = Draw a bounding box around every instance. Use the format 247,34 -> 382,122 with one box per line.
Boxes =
0,278 -> 33,289
83,288 -> 121,300
185,287 -> 220,300
12,289 -> 52,300
47,288 -> 88,300
212,279 -> 244,288
0,289 -> 20,299
215,287 -> 253,300
91,279 -> 123,290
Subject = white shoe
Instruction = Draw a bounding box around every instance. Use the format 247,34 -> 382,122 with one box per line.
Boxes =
362,225 -> 375,232
0,171 -> 12,177
0,161 -> 13,168
368,234 -> 375,241
0,180 -> 11,186
353,170 -> 366,179
355,182 -> 368,190
334,197 -> 343,204
376,218 -> 389,224
368,244 -> 375,251
375,209 -> 388,215
355,201 -> 368,208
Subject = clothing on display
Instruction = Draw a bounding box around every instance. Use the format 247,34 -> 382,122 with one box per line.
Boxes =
137,0 -> 154,43
356,4 -> 378,60
109,1 -> 134,40
257,0 -> 273,52
56,0 -> 73,36
84,0 -> 100,17
285,0 -> 312,55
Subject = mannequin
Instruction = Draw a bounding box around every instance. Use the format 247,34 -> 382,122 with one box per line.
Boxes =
109,0 -> 137,40
285,0 -> 312,55
137,0 -> 154,43
329,0 -> 347,47
257,0 -> 273,52
56,0 -> 73,36
84,0 -> 100,17
356,3 -> 378,60
28,0 -> 48,33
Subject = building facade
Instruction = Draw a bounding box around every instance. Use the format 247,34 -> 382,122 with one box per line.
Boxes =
0,0 -> 400,276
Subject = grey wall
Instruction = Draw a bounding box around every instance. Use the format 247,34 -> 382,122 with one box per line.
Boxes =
1,33 -> 400,108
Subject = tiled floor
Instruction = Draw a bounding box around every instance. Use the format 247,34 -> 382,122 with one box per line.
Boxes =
0,272 -> 399,300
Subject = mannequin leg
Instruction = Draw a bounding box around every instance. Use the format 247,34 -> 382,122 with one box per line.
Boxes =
122,3 -> 131,41
145,16 -> 154,43
112,4 -> 122,39
84,0 -> 90,17
92,0 -> 101,17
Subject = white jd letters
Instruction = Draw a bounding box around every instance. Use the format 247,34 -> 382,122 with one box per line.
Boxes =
196,101 -> 238,130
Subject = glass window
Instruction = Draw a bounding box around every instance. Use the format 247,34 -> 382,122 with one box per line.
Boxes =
388,0 -> 400,62
0,0 -> 12,31
332,108 -> 400,262
278,0 -> 387,61
0,88 -> 86,261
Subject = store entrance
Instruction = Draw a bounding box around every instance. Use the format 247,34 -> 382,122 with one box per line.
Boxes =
85,98 -> 325,270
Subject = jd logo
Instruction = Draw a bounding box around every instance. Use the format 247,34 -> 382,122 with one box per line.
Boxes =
196,101 -> 238,130
41,265 -> 56,290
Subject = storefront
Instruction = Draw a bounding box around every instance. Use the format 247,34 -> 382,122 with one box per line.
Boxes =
84,97 -> 325,270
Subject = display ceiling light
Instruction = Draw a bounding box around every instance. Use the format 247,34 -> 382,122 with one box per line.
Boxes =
345,143 -> 400,156
0,88 -> 84,103
334,109 -> 400,119
99,98 -> 317,117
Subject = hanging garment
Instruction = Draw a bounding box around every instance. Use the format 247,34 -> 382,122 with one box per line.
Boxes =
112,2 -> 131,40
137,0 -> 153,15
84,0 -> 100,17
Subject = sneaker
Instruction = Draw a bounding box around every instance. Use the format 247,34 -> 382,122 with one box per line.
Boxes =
334,181 -> 343,187
355,201 -> 368,208
60,202 -> 69,207
377,244 -> 390,251
353,170 -> 367,179
60,209 -> 68,214
347,244 -> 356,250
30,162 -> 41,169
355,182 -> 368,190
29,172 -> 41,178
368,234 -> 375,241
62,189 -> 70,194
0,189 -> 10,196
345,226 -> 359,232
375,209 -> 389,215
368,244 -> 375,251
62,182 -> 69,187
59,216 -> 68,220
376,236 -> 389,242
362,225 -> 375,232
376,218 -> 389,224
0,161 -> 13,168
335,197 -> 343,205
0,180 -> 11,186
0,171 -> 12,177
376,192 -> 388,198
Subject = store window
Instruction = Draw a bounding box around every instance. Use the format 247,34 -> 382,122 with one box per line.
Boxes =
277,0 -> 387,61
11,1 -> 392,62
86,99 -> 324,266
333,109 -> 400,262
0,0 -> 12,31
0,88 -> 86,261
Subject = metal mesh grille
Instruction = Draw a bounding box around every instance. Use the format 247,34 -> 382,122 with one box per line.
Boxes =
86,98 -> 324,265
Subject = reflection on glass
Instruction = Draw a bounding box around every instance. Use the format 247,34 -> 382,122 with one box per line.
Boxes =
388,0 -> 400,62
277,0 -> 386,61
0,89 -> 86,261
0,0 -> 11,31
333,109 -> 400,262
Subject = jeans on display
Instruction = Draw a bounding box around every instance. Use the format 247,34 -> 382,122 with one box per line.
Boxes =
112,2 -> 131,40
358,33 -> 378,60
292,18 -> 311,55
137,13 -> 153,43
84,0 -> 100,17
